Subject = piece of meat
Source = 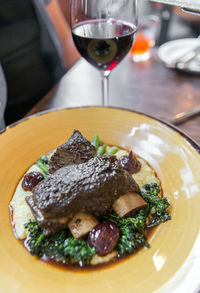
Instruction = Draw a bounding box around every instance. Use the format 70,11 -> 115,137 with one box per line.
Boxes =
26,156 -> 139,235
49,130 -> 96,174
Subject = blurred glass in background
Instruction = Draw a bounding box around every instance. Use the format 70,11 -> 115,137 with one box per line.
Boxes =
130,15 -> 159,62
129,0 -> 200,63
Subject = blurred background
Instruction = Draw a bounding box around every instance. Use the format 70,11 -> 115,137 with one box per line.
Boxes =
139,0 -> 200,43
1,0 -> 200,126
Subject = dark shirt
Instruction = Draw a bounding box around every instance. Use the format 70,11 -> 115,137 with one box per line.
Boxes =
0,0 -> 66,125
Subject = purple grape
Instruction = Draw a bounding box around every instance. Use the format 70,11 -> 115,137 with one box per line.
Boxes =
22,171 -> 44,191
88,221 -> 120,256
119,151 -> 141,174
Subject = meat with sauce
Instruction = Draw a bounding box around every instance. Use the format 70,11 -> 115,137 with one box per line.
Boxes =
49,129 -> 96,174
26,156 -> 139,235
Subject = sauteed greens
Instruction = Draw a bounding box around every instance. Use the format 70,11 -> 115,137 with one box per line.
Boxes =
25,221 -> 96,265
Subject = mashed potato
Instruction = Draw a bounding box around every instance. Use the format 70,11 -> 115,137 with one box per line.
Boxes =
10,148 -> 160,239
10,165 -> 42,239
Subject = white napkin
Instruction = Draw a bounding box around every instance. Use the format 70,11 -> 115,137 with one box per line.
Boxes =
150,0 -> 200,12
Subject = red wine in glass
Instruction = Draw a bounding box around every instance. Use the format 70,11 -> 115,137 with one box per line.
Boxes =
70,0 -> 138,106
72,19 -> 137,72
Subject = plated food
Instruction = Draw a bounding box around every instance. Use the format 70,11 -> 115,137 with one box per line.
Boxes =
2,107 -> 200,293
10,129 -> 170,268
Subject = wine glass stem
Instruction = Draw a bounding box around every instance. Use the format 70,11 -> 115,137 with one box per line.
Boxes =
101,71 -> 110,107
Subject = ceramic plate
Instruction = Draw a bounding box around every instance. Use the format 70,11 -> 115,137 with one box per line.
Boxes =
1,107 -> 200,293
157,38 -> 200,73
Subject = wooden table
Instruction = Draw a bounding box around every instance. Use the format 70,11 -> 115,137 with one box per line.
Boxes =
29,51 -> 200,144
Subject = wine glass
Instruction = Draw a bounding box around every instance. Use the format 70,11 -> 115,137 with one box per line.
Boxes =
70,0 -> 138,106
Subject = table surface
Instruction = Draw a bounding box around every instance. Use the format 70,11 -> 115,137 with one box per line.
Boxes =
29,51 -> 200,145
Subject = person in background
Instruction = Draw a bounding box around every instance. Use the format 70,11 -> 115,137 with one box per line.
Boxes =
0,0 -> 80,125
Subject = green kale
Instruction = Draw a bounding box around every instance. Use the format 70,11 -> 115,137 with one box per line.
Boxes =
102,210 -> 149,255
24,221 -> 95,265
103,209 -> 148,232
102,183 -> 171,255
63,237 -> 96,265
141,183 -> 169,213
147,211 -> 171,228
116,229 -> 149,255
140,183 -> 171,228
24,220 -> 45,257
